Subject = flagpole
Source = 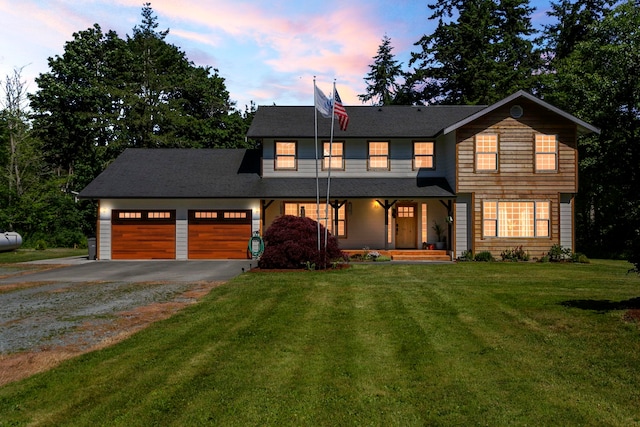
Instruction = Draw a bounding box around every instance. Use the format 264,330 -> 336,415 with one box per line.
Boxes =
313,77 -> 321,252
325,80 -> 337,256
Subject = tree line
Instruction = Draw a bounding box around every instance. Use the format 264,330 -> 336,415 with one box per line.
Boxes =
1,4 -> 255,248
1,0 -> 638,265
360,0 -> 639,264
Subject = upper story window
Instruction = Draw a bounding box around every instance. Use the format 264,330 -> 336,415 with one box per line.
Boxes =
535,134 -> 558,172
369,141 -> 389,170
275,141 -> 297,170
476,134 -> 498,171
483,201 -> 550,238
414,142 -> 435,169
323,141 -> 344,170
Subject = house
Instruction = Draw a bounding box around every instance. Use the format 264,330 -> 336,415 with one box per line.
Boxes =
79,90 -> 599,260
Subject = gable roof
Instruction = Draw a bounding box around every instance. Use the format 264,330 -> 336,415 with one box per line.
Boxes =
79,148 -> 454,199
443,90 -> 601,136
247,105 -> 487,139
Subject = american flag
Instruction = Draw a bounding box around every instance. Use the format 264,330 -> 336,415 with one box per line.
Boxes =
333,88 -> 349,131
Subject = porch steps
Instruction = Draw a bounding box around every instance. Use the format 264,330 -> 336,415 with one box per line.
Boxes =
388,250 -> 451,262
344,249 -> 452,262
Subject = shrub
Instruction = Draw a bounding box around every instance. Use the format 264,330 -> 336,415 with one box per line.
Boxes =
458,250 -> 474,262
258,215 -> 347,269
474,251 -> 495,262
500,246 -> 530,262
34,239 -> 47,251
548,244 -> 572,262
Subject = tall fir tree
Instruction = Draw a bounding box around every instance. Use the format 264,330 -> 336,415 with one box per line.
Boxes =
541,0 -> 640,259
407,0 -> 541,105
358,35 -> 404,106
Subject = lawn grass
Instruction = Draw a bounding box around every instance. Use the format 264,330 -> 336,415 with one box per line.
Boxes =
0,248 -> 87,264
1,260 -> 639,426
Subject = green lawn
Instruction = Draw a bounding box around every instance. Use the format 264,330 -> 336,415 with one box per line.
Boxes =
1,261 -> 639,426
0,248 -> 87,264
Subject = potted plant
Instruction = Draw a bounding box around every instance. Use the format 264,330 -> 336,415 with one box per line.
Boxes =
433,220 -> 446,250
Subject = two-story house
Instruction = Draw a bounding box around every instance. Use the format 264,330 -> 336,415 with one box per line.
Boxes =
79,90 -> 599,260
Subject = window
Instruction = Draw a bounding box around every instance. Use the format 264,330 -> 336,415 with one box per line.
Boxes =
483,201 -> 550,238
275,141 -> 297,170
369,141 -> 389,170
535,134 -> 557,171
323,142 -> 344,170
284,202 -> 346,237
224,211 -> 247,219
148,211 -> 171,219
476,134 -> 498,171
194,211 -> 217,219
113,210 -> 175,224
414,142 -> 434,169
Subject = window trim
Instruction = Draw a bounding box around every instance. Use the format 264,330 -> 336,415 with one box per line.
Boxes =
482,200 -> 550,238
322,141 -> 345,171
475,134 -> 498,172
274,141 -> 298,171
188,210 -> 251,224
368,141 -> 389,171
535,134 -> 558,172
413,141 -> 435,170
112,210 -> 176,225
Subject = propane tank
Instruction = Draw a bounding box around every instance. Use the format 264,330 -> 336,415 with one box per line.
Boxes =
0,231 -> 23,252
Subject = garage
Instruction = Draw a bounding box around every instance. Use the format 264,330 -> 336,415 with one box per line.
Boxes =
188,210 -> 251,259
111,210 -> 176,260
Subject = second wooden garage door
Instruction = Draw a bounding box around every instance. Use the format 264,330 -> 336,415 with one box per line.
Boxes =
188,210 -> 251,259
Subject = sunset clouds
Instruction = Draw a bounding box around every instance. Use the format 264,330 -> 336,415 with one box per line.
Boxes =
0,0 -> 552,108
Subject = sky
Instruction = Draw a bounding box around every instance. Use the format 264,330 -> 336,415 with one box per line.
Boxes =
0,0 -> 554,110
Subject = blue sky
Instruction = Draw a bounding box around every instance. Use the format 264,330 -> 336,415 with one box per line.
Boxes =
0,0 -> 554,110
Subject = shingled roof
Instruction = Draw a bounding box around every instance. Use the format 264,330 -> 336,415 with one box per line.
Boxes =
247,105 -> 487,139
79,148 -> 455,199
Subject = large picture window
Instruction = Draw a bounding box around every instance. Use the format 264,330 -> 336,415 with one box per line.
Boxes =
535,134 -> 557,171
368,141 -> 389,170
284,202 -> 346,237
476,134 -> 498,171
483,201 -> 550,238
414,142 -> 434,169
323,142 -> 344,170
275,141 -> 297,170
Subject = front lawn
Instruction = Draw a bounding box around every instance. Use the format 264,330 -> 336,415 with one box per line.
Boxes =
1,260 -> 639,425
0,248 -> 87,264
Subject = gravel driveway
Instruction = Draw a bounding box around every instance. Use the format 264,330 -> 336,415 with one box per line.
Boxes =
0,258 -> 251,384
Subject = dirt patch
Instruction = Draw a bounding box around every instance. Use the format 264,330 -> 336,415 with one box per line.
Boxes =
0,281 -> 223,386
623,309 -> 640,323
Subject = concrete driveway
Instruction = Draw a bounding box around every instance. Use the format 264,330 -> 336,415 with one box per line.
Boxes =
0,257 -> 255,284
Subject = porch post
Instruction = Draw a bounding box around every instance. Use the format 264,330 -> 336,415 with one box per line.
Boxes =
440,199 -> 453,250
331,199 -> 347,240
261,200 -> 274,230
376,199 -> 397,250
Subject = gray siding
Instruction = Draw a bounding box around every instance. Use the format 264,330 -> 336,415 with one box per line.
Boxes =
176,220 -> 188,260
455,195 -> 471,258
560,194 -> 573,250
262,138 -> 452,178
98,220 -> 111,260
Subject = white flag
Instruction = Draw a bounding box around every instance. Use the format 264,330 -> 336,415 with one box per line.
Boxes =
314,85 -> 332,119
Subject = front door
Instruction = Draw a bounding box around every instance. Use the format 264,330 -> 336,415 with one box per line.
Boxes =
396,204 -> 417,249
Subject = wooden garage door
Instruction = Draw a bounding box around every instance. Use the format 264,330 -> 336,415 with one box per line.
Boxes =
112,210 -> 176,260
188,210 -> 251,259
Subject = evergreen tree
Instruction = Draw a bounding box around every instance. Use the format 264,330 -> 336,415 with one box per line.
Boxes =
407,0 -> 541,105
358,35 -> 404,105
542,0 -> 640,258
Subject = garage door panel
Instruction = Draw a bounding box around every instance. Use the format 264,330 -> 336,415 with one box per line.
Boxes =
112,224 -> 176,259
189,224 -> 250,259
